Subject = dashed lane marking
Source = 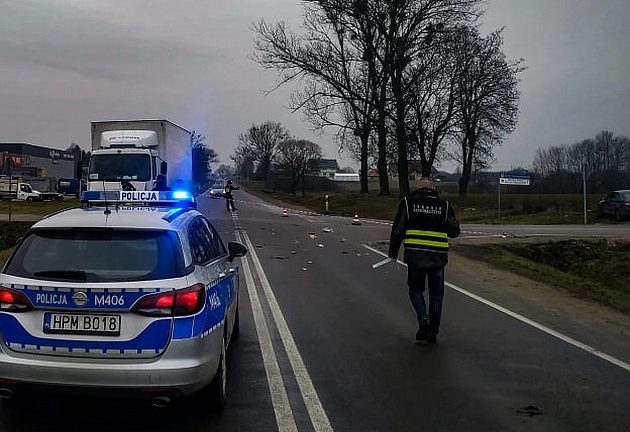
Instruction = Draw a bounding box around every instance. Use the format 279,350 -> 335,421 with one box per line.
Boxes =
363,244 -> 630,373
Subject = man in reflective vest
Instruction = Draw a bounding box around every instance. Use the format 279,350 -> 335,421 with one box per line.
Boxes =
224,180 -> 240,212
388,177 -> 460,343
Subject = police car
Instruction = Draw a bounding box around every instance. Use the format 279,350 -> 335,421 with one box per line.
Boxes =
0,190 -> 247,408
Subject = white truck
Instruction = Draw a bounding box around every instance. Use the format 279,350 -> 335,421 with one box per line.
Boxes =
88,120 -> 192,192
0,177 -> 63,201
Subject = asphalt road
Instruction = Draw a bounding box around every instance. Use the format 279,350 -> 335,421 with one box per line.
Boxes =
1,191 -> 628,431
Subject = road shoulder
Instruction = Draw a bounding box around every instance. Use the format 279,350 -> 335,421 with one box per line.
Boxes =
446,248 -> 630,365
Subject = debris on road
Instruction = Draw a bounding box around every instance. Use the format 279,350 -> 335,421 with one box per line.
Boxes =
308,233 -> 318,240
307,261 -> 313,265
256,245 -> 264,249
342,251 -> 349,255
302,267 -> 308,271
272,256 -> 287,260
322,227 -> 334,233
516,406 -> 543,417
291,250 -> 297,255
340,238 -> 347,243
316,244 -> 324,248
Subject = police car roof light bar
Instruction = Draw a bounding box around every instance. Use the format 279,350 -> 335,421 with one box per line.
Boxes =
81,190 -> 197,209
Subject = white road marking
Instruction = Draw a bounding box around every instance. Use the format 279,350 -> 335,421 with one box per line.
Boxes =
243,230 -> 335,432
235,230 -> 299,432
363,244 -> 630,373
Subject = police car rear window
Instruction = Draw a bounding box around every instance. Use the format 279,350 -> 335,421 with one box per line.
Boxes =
5,229 -> 186,283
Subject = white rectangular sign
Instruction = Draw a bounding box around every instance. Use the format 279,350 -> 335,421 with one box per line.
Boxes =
499,177 -> 530,186
119,191 -> 160,201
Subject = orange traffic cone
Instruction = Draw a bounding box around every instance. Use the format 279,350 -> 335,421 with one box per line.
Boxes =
282,208 -> 289,217
352,212 -> 361,225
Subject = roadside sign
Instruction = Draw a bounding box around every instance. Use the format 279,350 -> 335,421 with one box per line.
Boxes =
499,174 -> 530,186
498,173 -> 531,220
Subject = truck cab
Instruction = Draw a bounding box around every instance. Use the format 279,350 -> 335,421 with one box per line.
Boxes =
88,130 -> 167,192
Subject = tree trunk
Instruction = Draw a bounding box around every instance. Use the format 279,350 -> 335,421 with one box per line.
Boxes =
376,110 -> 390,196
392,70 -> 410,197
459,136 -> 475,199
360,133 -> 369,194
377,116 -> 389,195
291,171 -> 297,196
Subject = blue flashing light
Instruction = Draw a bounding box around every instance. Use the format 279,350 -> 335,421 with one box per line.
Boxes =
173,190 -> 191,200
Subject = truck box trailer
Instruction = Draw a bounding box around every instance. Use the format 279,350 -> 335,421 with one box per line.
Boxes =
88,120 -> 192,192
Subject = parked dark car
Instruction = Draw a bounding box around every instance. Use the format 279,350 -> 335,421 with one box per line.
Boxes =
599,190 -> 630,221
56,178 -> 86,197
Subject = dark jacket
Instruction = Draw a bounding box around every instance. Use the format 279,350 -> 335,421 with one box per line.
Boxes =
388,188 -> 460,269
224,184 -> 239,198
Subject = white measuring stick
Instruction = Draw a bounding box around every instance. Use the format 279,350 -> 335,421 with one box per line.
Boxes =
372,257 -> 393,269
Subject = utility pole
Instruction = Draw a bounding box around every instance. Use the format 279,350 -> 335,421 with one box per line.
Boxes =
582,161 -> 587,225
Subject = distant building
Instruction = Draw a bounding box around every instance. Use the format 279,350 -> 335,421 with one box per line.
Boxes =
313,159 -> 339,179
0,143 -> 78,190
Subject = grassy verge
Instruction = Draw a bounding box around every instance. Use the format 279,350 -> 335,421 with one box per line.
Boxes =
241,181 -> 611,224
0,248 -> 14,266
0,221 -> 33,266
0,198 -> 80,216
455,240 -> 630,315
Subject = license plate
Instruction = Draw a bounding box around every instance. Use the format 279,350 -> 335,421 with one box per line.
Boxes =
43,313 -> 121,336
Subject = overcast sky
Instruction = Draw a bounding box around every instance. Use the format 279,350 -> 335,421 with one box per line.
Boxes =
0,0 -> 628,171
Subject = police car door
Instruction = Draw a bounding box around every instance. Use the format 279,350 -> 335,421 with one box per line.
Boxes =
188,218 -> 235,341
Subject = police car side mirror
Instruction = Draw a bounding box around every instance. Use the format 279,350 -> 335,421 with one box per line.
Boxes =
228,242 -> 248,261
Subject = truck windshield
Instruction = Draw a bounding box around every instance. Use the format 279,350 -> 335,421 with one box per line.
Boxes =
89,154 -> 151,182
4,229 -> 186,282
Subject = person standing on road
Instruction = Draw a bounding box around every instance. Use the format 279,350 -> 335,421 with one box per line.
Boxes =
388,177 -> 460,344
152,175 -> 171,191
224,180 -> 239,212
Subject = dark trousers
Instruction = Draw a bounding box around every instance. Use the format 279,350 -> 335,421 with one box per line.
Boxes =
225,196 -> 236,211
407,267 -> 445,336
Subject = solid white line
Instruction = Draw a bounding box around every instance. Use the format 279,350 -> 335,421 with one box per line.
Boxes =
243,231 -> 335,432
235,231 -> 299,432
362,244 -> 630,373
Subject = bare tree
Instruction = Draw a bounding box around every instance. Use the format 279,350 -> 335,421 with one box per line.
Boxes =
253,1 -> 389,194
386,0 -> 481,195
453,26 -> 524,198
191,130 -> 218,190
275,139 -> 323,195
236,121 -> 290,182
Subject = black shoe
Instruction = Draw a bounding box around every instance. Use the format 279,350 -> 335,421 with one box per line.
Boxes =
415,329 -> 428,342
416,319 -> 430,342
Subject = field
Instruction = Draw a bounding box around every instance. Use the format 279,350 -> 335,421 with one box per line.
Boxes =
241,181 -> 609,224
456,240 -> 630,315
0,198 -> 80,215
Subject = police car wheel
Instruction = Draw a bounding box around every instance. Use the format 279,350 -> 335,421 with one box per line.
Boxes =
209,336 -> 227,409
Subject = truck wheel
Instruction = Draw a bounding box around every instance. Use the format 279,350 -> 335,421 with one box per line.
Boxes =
26,197 -> 33,202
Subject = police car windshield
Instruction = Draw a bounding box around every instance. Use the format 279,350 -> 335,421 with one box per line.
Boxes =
89,154 -> 151,182
5,229 -> 186,282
